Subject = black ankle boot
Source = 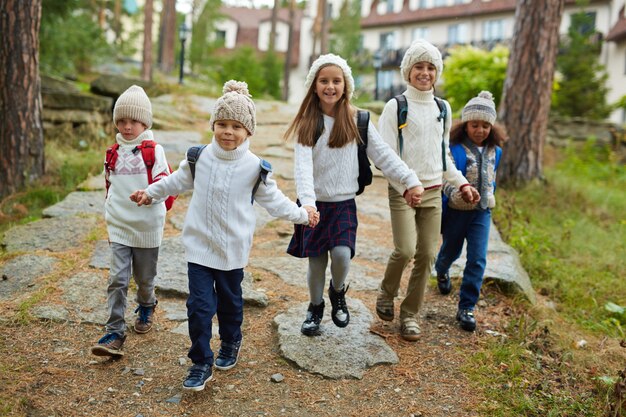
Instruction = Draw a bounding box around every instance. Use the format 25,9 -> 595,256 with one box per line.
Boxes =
328,283 -> 350,328
301,300 -> 325,336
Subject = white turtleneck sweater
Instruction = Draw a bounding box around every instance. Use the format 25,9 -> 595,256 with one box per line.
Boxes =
294,114 -> 420,207
104,130 -> 169,248
378,85 -> 469,192
145,140 -> 309,271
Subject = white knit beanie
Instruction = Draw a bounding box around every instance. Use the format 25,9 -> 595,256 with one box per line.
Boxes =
209,80 -> 257,135
113,85 -> 152,128
400,39 -> 444,84
304,53 -> 355,99
461,91 -> 497,125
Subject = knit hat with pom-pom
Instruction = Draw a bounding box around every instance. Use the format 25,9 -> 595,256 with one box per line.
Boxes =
304,53 -> 355,99
461,91 -> 497,125
400,39 -> 444,84
114,85 -> 152,128
209,80 -> 256,135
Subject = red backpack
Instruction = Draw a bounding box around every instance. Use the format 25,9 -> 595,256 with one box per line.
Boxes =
104,140 -> 177,211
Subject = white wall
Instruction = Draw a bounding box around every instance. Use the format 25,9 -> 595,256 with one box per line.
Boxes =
258,20 -> 291,52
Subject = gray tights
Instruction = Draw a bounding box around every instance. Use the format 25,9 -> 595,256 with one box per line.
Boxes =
307,246 -> 351,305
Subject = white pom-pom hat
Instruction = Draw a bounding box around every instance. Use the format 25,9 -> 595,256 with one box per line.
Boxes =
209,80 -> 257,135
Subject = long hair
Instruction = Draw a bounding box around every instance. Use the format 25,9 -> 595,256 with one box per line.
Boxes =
449,120 -> 508,148
283,64 -> 360,148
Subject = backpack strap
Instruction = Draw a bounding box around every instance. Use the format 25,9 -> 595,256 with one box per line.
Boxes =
433,97 -> 448,171
313,114 -> 325,145
251,159 -> 272,204
104,143 -> 120,198
137,140 -> 157,184
356,110 -> 372,195
393,95 -> 408,158
186,144 -> 207,181
493,146 -> 502,193
357,110 -> 369,146
450,143 -> 467,176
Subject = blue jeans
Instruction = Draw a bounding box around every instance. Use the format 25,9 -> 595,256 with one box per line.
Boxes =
187,263 -> 244,366
435,207 -> 491,311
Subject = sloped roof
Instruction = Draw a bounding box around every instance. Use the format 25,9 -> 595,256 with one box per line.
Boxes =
606,6 -> 626,42
220,6 -> 302,31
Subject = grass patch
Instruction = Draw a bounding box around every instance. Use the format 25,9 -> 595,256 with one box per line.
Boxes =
0,142 -> 102,237
467,141 -> 626,416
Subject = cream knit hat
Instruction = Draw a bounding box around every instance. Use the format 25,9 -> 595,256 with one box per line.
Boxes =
461,91 -> 497,125
304,53 -> 355,99
209,80 -> 256,135
113,85 -> 152,128
400,39 -> 444,84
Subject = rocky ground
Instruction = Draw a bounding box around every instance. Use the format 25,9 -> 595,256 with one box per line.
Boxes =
0,96 -> 545,417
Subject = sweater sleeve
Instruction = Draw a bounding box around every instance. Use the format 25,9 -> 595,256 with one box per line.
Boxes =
293,142 -> 317,208
146,157 -> 194,200
367,120 -> 421,195
441,100 -> 469,189
254,170 -> 309,225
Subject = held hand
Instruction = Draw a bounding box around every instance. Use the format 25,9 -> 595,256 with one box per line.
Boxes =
303,205 -> 320,228
404,186 -> 424,207
130,190 -> 153,206
461,185 -> 481,204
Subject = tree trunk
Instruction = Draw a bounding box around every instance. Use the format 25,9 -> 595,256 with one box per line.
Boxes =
320,0 -> 329,54
113,0 -> 122,46
498,0 -> 564,185
158,0 -> 177,73
142,0 -> 154,81
283,0 -> 295,101
0,0 -> 44,200
269,0 -> 278,53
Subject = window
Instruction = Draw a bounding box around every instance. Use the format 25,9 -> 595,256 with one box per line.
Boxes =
380,32 -> 395,51
215,30 -> 226,46
433,0 -> 447,6
483,19 -> 504,41
418,0 -> 429,7
578,11 -> 596,35
412,27 -> 430,41
453,0 -> 465,4
448,23 -> 467,45
387,0 -> 394,13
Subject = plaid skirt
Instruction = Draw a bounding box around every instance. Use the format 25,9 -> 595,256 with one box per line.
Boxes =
287,199 -> 358,259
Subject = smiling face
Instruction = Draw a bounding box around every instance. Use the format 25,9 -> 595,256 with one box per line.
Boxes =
116,118 -> 147,141
408,61 -> 437,91
213,119 -> 249,151
465,120 -> 492,146
314,65 -> 346,116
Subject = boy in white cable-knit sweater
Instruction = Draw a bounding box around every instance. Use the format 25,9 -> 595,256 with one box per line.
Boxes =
131,81 -> 319,392
91,85 -> 169,358
375,39 -> 480,341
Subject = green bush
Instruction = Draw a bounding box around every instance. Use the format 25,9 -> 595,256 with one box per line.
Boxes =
214,47 -> 283,99
441,45 -> 509,117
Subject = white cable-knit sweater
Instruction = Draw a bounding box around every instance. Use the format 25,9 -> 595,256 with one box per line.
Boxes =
146,140 -> 309,271
378,85 -> 469,191
104,130 -> 169,248
294,114 -> 420,207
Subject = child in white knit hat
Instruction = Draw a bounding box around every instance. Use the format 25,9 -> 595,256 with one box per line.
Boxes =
131,80 -> 319,391
91,85 -> 171,358
434,91 -> 507,332
376,39 -> 480,341
284,53 -> 422,337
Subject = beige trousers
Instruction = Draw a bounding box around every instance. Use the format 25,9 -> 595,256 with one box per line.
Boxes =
381,186 -> 442,320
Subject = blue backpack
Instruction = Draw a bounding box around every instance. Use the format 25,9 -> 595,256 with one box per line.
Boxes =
186,145 -> 272,204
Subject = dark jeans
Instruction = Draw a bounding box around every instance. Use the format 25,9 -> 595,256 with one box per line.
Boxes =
435,207 -> 491,311
186,262 -> 244,365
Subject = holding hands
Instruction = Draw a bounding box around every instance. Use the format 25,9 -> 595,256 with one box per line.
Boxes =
303,205 -> 320,228
130,190 -> 153,206
460,185 -> 481,204
404,186 -> 425,208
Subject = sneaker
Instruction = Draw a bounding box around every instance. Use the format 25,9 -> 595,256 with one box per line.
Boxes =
215,339 -> 242,371
400,318 -> 421,341
328,283 -> 350,328
134,303 -> 156,334
437,271 -> 452,295
456,309 -> 477,332
375,289 -> 394,321
301,300 -> 325,336
182,363 -> 213,391
91,333 -> 126,357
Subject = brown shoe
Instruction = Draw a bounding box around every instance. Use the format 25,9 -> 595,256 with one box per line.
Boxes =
134,304 -> 156,334
91,333 -> 126,357
375,289 -> 394,321
400,318 -> 421,341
